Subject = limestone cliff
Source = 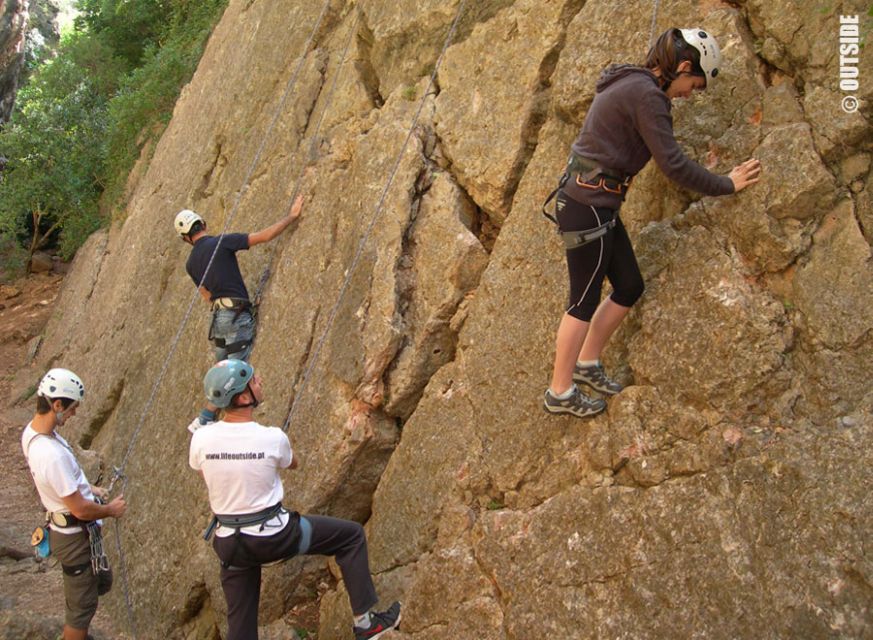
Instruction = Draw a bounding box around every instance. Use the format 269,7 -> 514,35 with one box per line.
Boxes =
27,0 -> 872,638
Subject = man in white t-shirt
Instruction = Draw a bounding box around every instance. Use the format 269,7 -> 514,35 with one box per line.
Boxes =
21,368 -> 127,640
189,359 -> 401,640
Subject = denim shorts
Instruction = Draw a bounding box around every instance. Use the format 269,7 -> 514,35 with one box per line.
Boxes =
211,309 -> 255,362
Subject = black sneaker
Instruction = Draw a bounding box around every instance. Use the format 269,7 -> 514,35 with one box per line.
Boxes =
543,386 -> 606,418
573,361 -> 623,395
354,601 -> 402,640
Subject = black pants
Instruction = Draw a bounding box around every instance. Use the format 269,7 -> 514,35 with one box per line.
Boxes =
213,514 -> 378,640
556,190 -> 644,321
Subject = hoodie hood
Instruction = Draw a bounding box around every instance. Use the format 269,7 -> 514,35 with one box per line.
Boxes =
595,64 -> 659,93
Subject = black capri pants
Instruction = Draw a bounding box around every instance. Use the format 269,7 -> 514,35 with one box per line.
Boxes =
213,514 -> 378,640
556,190 -> 644,322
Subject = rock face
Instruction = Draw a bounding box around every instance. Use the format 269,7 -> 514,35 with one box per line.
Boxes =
0,0 -> 58,124
0,0 -> 30,124
29,0 -> 872,638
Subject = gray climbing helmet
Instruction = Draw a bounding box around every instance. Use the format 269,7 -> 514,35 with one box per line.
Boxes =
203,359 -> 254,408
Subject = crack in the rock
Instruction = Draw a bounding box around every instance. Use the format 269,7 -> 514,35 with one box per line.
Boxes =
81,376 -> 124,450
83,234 -> 110,304
354,6 -> 385,109
156,249 -> 176,302
256,49 -> 330,302
283,305 -> 322,423
501,0 -> 586,216
192,136 -> 225,202
470,533 -> 513,640
313,401 -> 399,522
430,127 -> 498,252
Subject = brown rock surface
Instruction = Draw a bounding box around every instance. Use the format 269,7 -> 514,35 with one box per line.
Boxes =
21,0 -> 872,638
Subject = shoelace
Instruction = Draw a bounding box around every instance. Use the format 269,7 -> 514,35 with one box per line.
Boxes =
584,365 -> 616,387
570,387 -> 599,409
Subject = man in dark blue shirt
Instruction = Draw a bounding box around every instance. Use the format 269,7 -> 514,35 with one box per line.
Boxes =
175,195 -> 303,430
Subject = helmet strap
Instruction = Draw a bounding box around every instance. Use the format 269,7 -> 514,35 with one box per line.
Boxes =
233,383 -> 259,409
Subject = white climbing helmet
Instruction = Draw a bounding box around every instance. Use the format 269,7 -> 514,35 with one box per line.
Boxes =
37,368 -> 85,402
679,28 -> 721,87
174,209 -> 204,237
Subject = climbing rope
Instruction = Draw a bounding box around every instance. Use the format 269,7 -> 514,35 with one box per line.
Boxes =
102,0 -> 468,629
252,6 -> 364,310
648,0 -> 660,48
281,0 -> 469,432
103,0 -> 334,634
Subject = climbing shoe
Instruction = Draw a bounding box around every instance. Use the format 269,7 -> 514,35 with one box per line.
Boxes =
353,601 -> 402,640
543,385 -> 606,418
573,361 -> 623,395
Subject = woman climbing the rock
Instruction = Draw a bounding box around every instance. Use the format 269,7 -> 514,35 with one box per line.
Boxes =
544,27 -> 762,417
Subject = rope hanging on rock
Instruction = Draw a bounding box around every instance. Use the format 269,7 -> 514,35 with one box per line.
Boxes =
648,0 -> 660,49
251,6 -> 365,310
103,1 -> 335,634
281,0 -> 469,433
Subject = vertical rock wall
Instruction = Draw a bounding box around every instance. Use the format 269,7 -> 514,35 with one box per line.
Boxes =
0,0 -> 58,125
0,0 -> 30,124
31,0 -> 872,638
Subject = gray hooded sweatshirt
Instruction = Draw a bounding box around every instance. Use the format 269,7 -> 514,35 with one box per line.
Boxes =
565,64 -> 734,209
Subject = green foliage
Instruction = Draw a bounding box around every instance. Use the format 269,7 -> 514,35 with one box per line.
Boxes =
401,85 -> 418,101
75,0 -> 171,67
0,33 -> 123,259
0,234 -> 29,281
102,0 -> 229,209
0,0 -> 228,268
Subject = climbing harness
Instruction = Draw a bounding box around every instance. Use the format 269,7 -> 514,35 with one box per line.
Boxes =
49,511 -> 86,527
203,503 -> 288,542
206,505 -> 300,571
541,153 -> 630,249
208,297 -> 255,355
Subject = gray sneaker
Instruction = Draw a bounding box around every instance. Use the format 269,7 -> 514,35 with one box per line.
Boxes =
543,385 -> 606,418
573,361 -> 623,395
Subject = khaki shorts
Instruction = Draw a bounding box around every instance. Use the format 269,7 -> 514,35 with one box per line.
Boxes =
49,528 -> 111,629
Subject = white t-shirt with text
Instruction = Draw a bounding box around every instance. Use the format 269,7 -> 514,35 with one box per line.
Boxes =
189,420 -> 293,538
21,423 -> 96,535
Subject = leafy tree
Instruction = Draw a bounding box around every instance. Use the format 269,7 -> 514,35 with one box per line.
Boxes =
0,33 -> 123,262
74,0 -> 171,67
0,0 -> 228,274
102,0 -> 229,207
